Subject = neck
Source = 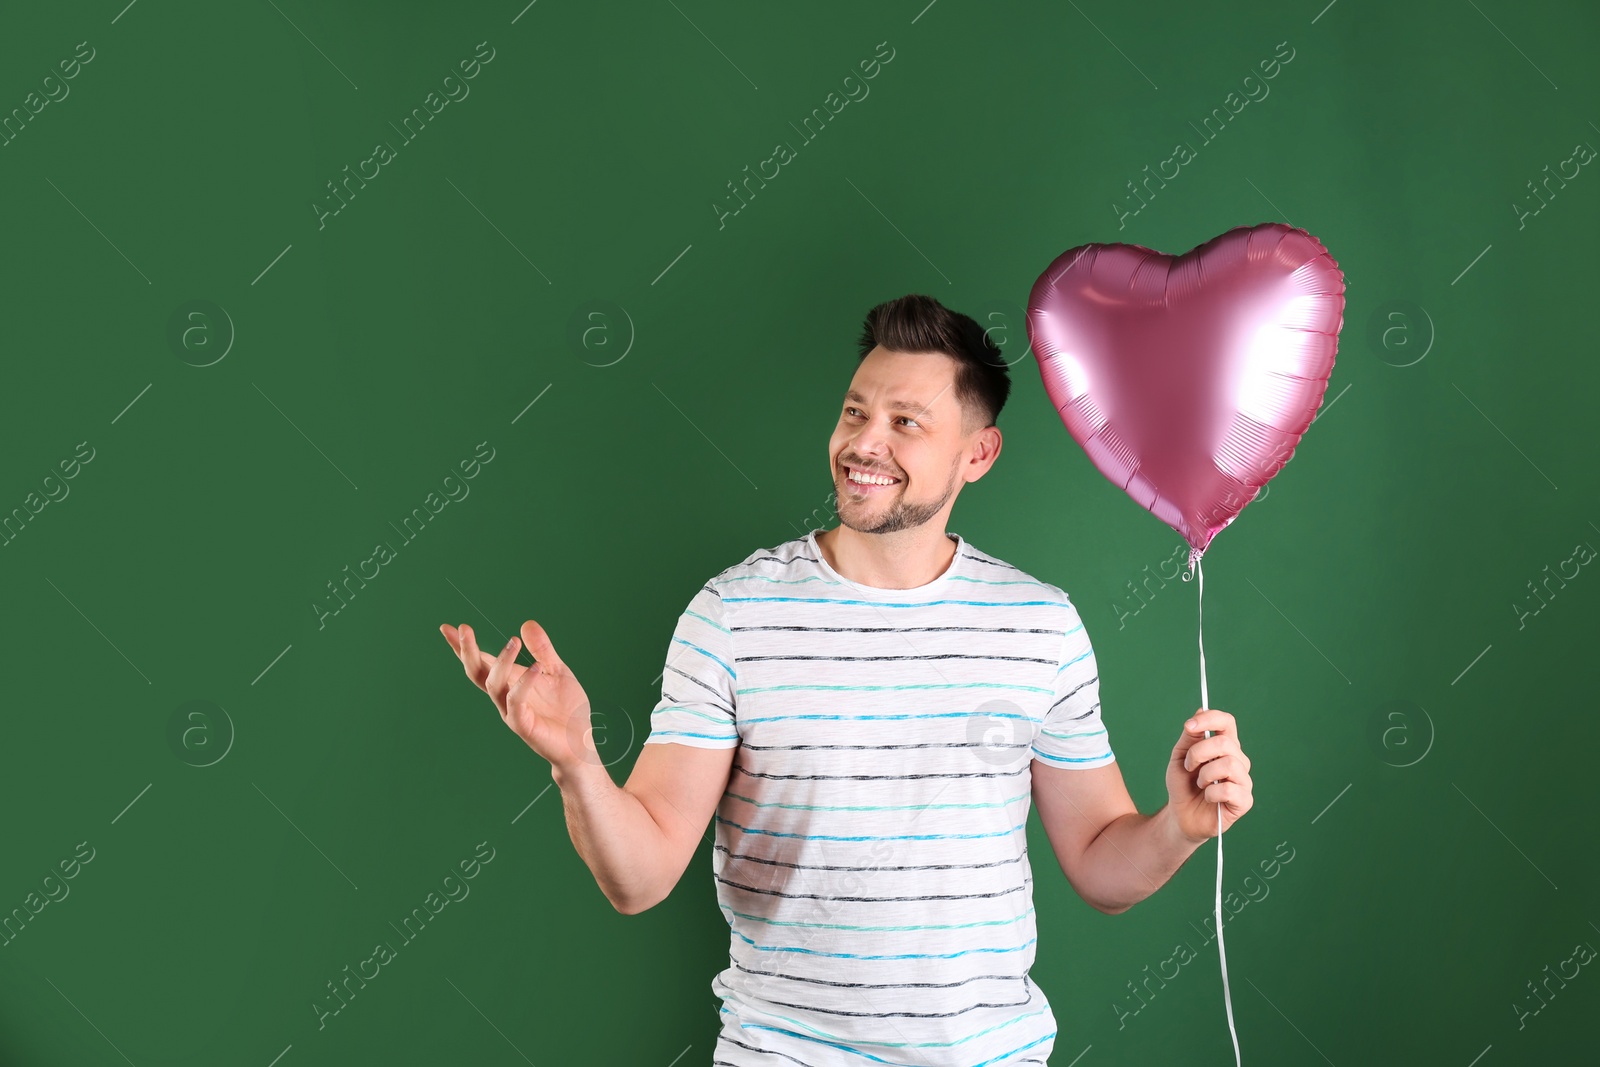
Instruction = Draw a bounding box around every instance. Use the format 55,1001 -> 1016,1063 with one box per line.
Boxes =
816,524 -> 957,589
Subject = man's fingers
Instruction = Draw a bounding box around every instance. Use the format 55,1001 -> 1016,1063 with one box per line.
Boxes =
484,633 -> 522,706
1188,707 -> 1237,739
458,623 -> 497,692
1182,736 -> 1250,773
1196,756 -> 1250,791
1203,780 -> 1252,809
519,620 -> 563,673
446,622 -> 556,713
444,627 -> 486,694
505,655 -> 546,711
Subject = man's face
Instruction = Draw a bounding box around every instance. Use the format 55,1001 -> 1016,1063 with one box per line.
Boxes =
828,347 -> 998,535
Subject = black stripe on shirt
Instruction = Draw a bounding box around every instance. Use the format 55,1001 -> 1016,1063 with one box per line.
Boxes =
713,844 -> 1029,875
732,625 -> 1060,635
738,652 -> 1056,665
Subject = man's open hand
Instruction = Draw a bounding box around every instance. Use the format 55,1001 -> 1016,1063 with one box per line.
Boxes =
440,620 -> 597,770
1166,708 -> 1253,842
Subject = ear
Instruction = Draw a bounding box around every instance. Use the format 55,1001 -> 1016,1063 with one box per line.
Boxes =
964,425 -> 1002,480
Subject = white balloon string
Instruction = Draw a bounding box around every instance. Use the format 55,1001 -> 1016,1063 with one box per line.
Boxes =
1197,554 -> 1241,1065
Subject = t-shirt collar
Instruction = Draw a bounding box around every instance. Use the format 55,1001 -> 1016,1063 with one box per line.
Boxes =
805,528 -> 966,596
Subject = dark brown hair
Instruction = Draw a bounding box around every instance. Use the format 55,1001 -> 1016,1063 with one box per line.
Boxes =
856,294 -> 1011,432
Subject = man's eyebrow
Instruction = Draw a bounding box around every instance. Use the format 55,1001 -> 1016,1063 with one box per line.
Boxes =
844,389 -> 938,422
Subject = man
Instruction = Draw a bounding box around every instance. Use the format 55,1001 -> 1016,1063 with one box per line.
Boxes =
441,293 -> 1254,1066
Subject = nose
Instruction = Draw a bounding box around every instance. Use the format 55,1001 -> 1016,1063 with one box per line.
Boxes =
849,416 -> 892,459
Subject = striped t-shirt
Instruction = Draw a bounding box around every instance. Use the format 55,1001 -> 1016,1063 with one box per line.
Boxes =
644,527 -> 1115,1067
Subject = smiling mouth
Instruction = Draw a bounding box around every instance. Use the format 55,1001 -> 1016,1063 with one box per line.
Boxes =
842,464 -> 901,491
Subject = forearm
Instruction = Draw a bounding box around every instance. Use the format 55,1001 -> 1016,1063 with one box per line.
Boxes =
549,758 -> 669,914
1076,805 -> 1207,915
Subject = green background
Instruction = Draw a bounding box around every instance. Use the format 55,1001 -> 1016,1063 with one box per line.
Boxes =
1,0 -> 1595,1064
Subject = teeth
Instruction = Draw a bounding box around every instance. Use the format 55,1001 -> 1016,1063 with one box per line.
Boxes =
848,467 -> 897,486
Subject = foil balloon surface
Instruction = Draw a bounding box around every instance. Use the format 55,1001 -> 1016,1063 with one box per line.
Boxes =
1027,222 -> 1346,558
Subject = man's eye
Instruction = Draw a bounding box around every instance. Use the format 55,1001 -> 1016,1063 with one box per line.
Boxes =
899,417 -> 919,427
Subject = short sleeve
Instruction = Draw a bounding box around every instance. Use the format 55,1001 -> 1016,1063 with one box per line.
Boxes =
643,583 -> 740,749
1031,598 -> 1115,769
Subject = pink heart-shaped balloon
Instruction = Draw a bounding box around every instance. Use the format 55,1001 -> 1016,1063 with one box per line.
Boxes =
1027,222 -> 1345,560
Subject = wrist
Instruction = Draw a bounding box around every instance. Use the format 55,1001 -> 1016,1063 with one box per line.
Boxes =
550,749 -> 611,791
1158,802 -> 1210,851
535,716 -> 602,781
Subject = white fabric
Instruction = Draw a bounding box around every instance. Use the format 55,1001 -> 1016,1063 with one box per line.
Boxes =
645,529 -> 1116,1067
